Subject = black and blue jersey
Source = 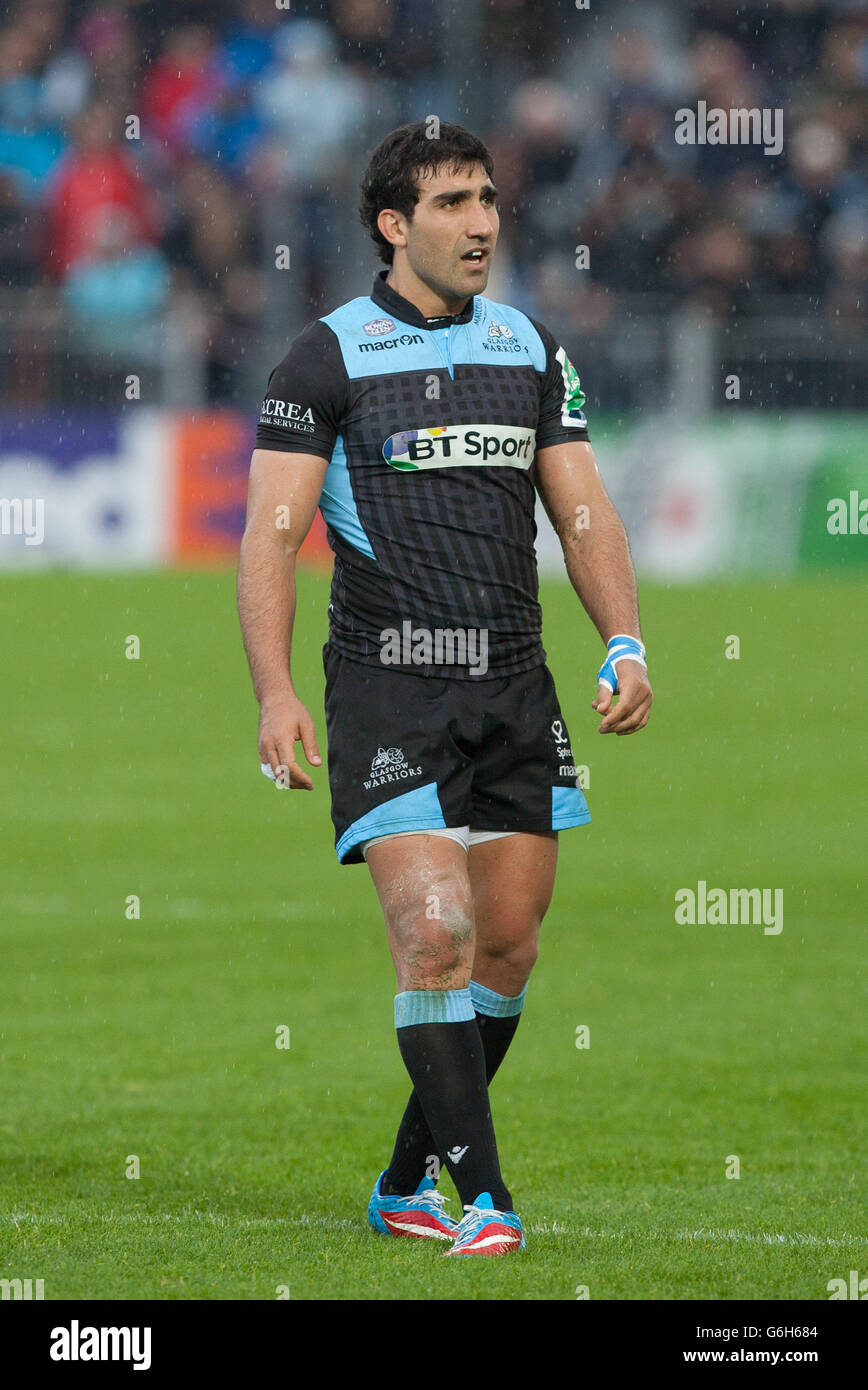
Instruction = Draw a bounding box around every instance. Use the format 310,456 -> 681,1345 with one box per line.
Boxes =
255,270 -> 590,679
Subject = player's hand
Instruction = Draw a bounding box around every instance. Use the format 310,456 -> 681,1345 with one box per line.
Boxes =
592,660 -> 653,735
258,693 -> 322,789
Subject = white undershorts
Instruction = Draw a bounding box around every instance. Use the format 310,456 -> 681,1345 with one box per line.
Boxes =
359,826 -> 517,861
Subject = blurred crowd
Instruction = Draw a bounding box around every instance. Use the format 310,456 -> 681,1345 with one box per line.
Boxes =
0,0 -> 865,404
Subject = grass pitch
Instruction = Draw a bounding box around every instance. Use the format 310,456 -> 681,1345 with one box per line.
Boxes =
1,570 -> 865,1300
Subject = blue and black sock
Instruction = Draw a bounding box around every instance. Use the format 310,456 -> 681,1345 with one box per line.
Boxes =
470,980 -> 526,1081
383,981 -> 525,1208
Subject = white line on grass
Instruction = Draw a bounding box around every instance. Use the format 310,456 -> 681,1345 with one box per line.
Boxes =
574,1226 -> 868,1250
4,1211 -> 867,1248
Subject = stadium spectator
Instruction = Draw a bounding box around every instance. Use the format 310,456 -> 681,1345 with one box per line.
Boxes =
254,20 -> 368,190
141,24 -> 225,158
219,0 -> 283,83
502,79 -> 582,278
61,204 -> 170,355
253,19 -> 370,303
44,100 -> 159,280
39,8 -> 140,127
162,156 -> 263,401
0,20 -> 66,199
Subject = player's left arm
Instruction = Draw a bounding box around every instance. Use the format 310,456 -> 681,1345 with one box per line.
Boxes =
535,440 -> 652,735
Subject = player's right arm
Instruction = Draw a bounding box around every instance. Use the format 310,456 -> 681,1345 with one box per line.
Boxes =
239,319 -> 347,788
237,447 -> 329,789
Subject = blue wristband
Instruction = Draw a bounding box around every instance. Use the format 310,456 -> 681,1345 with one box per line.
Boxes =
597,634 -> 646,694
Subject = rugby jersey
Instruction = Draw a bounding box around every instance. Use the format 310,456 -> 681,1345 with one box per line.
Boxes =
255,270 -> 590,678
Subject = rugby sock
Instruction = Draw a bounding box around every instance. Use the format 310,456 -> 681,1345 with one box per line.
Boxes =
470,979 -> 526,1081
384,984 -> 525,1208
391,988 -> 512,1211
382,1091 -> 435,1197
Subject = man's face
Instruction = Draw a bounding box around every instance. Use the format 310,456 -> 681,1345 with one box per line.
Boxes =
398,161 -> 499,303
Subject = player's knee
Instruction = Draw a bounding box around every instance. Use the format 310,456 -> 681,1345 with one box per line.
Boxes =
506,940 -> 539,982
417,906 -> 474,962
477,929 -> 539,980
391,888 -> 474,983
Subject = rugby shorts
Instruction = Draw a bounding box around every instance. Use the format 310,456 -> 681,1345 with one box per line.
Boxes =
322,643 -> 590,865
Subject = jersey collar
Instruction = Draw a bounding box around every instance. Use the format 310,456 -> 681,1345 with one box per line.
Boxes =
371,270 -> 474,330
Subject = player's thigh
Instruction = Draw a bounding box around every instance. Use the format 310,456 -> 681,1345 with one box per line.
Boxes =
366,832 -> 475,970
468,830 -> 558,957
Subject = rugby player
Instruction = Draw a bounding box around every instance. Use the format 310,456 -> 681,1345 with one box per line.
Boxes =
237,122 -> 652,1257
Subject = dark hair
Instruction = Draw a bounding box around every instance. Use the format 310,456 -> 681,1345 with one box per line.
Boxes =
359,121 -> 495,265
